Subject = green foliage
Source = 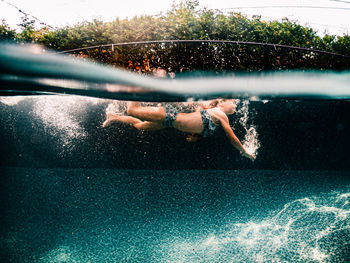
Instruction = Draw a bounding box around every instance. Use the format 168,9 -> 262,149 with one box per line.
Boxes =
0,1 -> 349,70
16,15 -> 37,42
0,20 -> 16,41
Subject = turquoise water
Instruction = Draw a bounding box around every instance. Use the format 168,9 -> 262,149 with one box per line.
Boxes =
1,168 -> 349,262
0,43 -> 350,262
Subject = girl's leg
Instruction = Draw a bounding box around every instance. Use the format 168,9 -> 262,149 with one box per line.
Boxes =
134,121 -> 164,131
102,113 -> 141,128
127,102 -> 165,122
103,113 -> 164,131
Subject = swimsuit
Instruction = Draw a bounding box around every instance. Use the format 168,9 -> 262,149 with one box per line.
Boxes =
200,109 -> 218,138
163,105 -> 218,137
163,104 -> 179,128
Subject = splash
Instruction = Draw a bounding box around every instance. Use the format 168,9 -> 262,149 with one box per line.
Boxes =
236,100 -> 260,157
0,96 -> 26,106
105,100 -> 127,115
32,96 -> 103,148
156,191 -> 349,262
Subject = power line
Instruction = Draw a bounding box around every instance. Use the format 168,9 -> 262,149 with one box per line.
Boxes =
328,0 -> 350,4
203,7 -> 350,33
58,39 -> 350,59
218,11 -> 350,30
0,0 -> 56,29
223,6 -> 350,11
241,14 -> 350,32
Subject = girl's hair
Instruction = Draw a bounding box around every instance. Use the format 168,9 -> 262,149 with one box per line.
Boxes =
201,98 -> 225,110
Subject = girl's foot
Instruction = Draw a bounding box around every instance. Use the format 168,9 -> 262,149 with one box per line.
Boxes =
102,113 -> 118,128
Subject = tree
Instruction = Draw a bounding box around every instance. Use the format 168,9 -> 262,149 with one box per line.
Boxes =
0,20 -> 16,41
1,1 -> 349,70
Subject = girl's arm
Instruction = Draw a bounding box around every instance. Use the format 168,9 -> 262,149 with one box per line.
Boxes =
218,113 -> 255,161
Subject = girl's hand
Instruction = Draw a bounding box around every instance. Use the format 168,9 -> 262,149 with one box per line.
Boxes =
186,134 -> 200,142
241,151 -> 256,161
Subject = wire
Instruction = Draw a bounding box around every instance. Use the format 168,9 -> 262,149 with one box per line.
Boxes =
223,6 -> 350,11
219,12 -> 350,31
0,0 -> 56,29
58,39 -> 350,58
328,0 -> 350,4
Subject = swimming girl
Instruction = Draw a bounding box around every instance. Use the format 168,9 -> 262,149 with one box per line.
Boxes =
103,99 -> 255,161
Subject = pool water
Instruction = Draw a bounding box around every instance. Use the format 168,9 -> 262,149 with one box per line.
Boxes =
0,95 -> 349,262
0,44 -> 349,262
1,168 -> 349,262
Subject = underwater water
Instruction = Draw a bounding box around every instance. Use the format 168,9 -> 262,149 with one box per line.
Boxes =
0,168 -> 349,262
0,44 -> 350,262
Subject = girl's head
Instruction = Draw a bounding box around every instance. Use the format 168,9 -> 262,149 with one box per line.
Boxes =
217,99 -> 237,115
202,99 -> 237,115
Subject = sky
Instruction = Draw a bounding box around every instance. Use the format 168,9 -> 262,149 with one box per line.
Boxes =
1,0 -> 350,36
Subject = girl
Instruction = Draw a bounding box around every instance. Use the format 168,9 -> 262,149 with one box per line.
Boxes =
103,99 -> 255,161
